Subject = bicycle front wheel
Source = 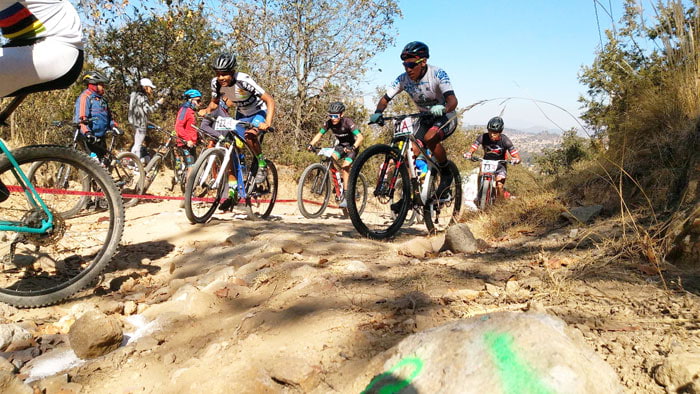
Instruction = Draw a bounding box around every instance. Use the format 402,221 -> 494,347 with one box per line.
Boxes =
184,148 -> 226,224
0,145 -> 124,307
113,152 -> 144,208
423,160 -> 462,234
479,177 -> 492,210
297,163 -> 331,218
246,159 -> 278,220
346,144 -> 410,240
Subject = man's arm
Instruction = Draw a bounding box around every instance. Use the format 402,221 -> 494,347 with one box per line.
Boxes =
259,92 -> 275,130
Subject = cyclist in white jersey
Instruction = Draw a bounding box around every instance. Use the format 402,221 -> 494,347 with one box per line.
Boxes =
0,0 -> 83,97
369,41 -> 458,200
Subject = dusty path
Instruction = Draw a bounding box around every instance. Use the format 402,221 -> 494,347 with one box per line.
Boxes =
3,185 -> 700,393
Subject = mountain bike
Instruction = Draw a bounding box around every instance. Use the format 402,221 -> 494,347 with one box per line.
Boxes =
297,146 -> 368,218
0,94 -> 124,307
470,156 -> 511,210
28,120 -> 145,209
346,112 -> 462,239
183,116 -> 278,223
141,123 -> 214,195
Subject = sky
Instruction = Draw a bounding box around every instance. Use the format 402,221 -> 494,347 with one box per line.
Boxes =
361,0 -> 625,132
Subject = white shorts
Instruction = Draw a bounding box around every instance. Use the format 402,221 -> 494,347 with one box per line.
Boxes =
0,39 -> 81,98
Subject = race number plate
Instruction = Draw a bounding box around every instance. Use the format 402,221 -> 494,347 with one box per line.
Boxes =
394,118 -> 417,137
214,117 -> 238,131
318,147 -> 335,158
481,160 -> 499,173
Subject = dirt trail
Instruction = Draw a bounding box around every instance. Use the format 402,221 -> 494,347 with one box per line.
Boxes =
3,180 -> 700,393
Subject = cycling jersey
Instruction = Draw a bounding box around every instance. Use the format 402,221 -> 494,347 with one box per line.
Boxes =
472,133 -> 519,161
0,0 -> 82,47
386,64 -> 455,115
319,117 -> 361,146
0,0 -> 83,97
210,72 -> 266,117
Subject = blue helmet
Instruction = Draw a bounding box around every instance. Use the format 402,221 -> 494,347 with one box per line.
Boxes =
183,89 -> 202,99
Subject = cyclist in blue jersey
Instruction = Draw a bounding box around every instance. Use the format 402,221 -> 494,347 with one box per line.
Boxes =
369,41 -> 459,208
73,71 -> 118,162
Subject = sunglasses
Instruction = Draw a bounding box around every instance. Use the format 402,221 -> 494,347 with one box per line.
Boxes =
402,58 -> 425,69
328,114 -> 340,119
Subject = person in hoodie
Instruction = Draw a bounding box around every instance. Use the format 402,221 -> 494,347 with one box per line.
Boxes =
73,70 -> 117,162
128,77 -> 165,161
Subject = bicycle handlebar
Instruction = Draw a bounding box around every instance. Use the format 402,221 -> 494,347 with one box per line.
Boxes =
380,112 -> 432,121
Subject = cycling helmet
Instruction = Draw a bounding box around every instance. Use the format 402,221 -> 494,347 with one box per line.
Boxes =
486,116 -> 504,133
83,71 -> 109,84
328,101 -> 345,114
183,89 -> 202,99
212,53 -> 237,72
400,41 -> 429,60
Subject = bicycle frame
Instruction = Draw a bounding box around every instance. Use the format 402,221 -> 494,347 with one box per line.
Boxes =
381,114 -> 439,207
197,117 -> 252,200
0,133 -> 54,234
316,147 -> 344,201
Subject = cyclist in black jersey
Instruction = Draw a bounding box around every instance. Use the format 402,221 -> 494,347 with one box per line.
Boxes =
307,101 -> 364,208
368,41 -> 459,200
464,116 -> 521,201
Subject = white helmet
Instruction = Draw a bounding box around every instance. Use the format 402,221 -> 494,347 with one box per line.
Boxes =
140,78 -> 156,89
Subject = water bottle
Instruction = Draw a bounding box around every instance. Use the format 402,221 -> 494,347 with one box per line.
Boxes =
89,152 -> 100,164
415,157 -> 428,179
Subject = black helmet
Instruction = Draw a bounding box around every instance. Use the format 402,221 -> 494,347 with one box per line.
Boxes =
212,53 -> 237,72
328,101 -> 345,114
82,70 -> 109,84
487,116 -> 504,133
400,41 -> 429,60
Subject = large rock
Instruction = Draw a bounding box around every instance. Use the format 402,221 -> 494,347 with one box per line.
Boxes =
562,205 -> 603,224
654,351 -> 700,392
0,371 -> 33,394
443,223 -> 479,254
0,324 -> 32,352
358,312 -> 623,394
68,311 -> 123,359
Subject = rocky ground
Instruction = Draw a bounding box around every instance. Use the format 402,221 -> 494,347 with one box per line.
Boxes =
1,174 -> 699,393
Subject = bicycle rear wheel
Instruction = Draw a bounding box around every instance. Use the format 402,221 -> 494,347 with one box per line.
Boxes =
346,144 -> 410,239
0,145 -> 124,307
184,148 -> 226,224
26,159 -> 91,218
113,152 -> 144,208
297,163 -> 331,218
423,160 -> 462,234
245,159 -> 278,220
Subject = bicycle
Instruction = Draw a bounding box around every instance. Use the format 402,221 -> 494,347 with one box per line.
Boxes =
470,156 -> 511,210
0,94 -> 125,307
346,112 -> 462,239
297,146 -> 368,218
183,116 -> 278,223
141,122 -> 213,195
29,120 -> 145,209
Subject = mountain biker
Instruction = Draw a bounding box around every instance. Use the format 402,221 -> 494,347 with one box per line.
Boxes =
0,0 -> 84,202
200,53 -> 276,186
73,71 -> 118,163
463,116 -> 521,201
369,41 -> 459,209
175,89 -> 202,180
128,78 -> 165,161
0,0 -> 84,98
307,101 -> 364,208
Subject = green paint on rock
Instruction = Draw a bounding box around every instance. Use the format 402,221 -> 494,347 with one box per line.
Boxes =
485,332 -> 554,394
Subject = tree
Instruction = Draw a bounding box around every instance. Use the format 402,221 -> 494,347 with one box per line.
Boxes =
227,0 -> 401,145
